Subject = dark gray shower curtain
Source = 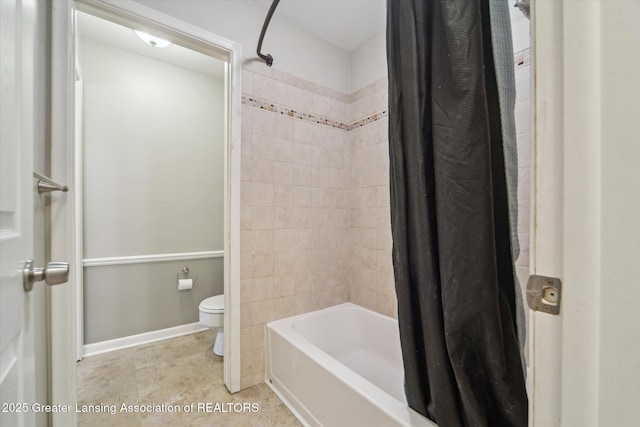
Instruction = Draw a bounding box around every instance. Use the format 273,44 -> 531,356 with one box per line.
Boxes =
387,0 -> 528,426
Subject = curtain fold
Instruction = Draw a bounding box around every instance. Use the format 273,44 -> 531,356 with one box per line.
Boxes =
387,0 -> 528,425
488,0 -> 527,372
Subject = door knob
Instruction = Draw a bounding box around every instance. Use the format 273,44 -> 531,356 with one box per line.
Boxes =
23,260 -> 69,292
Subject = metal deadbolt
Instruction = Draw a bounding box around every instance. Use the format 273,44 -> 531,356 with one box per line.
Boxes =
526,275 -> 562,315
23,260 -> 69,292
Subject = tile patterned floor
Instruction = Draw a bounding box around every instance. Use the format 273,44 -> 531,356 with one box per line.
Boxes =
77,330 -> 301,426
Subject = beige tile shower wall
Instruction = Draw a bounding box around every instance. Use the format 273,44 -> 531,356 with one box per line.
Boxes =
239,64 -> 350,388
345,80 -> 397,318
238,53 -> 530,388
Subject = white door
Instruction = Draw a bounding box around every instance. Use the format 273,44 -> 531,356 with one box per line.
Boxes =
530,1 -> 640,426
0,1 -> 41,426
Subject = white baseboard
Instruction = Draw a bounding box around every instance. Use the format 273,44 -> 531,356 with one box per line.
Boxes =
82,322 -> 208,358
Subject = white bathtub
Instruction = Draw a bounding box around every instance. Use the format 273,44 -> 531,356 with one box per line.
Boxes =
265,303 -> 436,427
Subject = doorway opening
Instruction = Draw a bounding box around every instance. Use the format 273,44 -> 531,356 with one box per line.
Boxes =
69,1 -> 242,395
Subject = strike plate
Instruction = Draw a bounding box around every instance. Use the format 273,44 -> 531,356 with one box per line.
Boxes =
526,275 -> 561,315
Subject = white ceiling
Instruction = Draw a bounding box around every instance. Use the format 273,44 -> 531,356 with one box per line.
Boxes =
76,12 -> 225,79
251,0 -> 386,52
77,1 -> 386,72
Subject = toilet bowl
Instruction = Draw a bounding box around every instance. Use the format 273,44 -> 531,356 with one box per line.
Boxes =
199,294 -> 224,356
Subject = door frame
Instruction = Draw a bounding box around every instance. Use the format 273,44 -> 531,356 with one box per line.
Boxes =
50,3 -> 79,426
50,2 -> 243,421
529,1 -> 604,426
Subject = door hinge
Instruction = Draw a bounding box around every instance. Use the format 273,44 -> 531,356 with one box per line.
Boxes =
526,275 -> 561,315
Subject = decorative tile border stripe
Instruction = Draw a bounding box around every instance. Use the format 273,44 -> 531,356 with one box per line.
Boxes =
242,94 -> 389,132
243,47 -> 528,132
242,95 -> 349,130
347,110 -> 389,131
242,95 -> 348,130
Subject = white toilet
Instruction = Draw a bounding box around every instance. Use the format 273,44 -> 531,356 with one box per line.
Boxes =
199,294 -> 224,356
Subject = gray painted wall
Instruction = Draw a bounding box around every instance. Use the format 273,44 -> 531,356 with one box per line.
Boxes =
79,36 -> 225,343
80,38 -> 225,257
83,259 -> 223,344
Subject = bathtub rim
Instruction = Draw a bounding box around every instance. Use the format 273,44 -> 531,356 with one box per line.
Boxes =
265,302 -> 436,427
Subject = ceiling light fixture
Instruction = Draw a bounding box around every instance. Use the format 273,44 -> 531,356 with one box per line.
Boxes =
134,30 -> 171,48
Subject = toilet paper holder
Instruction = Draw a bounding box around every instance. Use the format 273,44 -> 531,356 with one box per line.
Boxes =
177,267 -> 198,286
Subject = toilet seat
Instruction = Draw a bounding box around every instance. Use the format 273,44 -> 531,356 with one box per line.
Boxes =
199,294 -> 224,314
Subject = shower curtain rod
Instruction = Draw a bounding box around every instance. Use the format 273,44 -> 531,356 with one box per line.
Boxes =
257,0 -> 281,66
